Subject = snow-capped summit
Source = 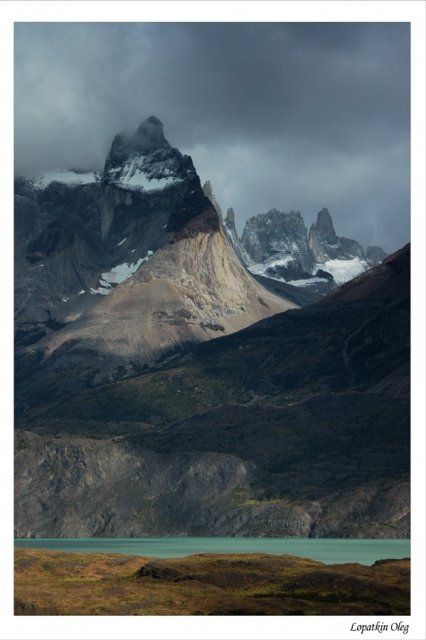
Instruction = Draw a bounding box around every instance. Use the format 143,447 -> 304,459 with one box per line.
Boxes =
103,116 -> 197,192
222,206 -> 387,294
15,116 -> 293,394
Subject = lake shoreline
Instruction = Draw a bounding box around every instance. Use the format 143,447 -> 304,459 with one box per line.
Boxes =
14,536 -> 411,566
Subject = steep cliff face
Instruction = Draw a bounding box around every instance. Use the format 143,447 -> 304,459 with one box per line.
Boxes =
17,208 -> 292,409
242,209 -> 313,272
14,177 -> 104,346
15,118 -> 295,413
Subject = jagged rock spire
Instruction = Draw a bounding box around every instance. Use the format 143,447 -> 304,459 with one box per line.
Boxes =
225,207 -> 235,227
314,207 -> 336,240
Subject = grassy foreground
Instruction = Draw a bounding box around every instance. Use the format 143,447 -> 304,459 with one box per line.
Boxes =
15,548 -> 410,615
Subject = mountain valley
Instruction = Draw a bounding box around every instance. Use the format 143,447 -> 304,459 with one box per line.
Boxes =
14,117 -> 409,540
15,228 -> 410,537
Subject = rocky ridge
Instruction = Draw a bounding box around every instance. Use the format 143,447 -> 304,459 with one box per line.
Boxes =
223,205 -> 386,294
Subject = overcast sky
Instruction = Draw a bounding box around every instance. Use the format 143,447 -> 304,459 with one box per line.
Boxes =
15,22 -> 410,252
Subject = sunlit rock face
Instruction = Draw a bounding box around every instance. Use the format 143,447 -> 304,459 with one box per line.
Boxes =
14,117 -> 295,413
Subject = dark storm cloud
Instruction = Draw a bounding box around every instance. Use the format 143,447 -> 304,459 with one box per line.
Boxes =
14,22 -> 410,251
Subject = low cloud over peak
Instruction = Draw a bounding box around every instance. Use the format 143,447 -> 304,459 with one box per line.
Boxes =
14,22 -> 410,252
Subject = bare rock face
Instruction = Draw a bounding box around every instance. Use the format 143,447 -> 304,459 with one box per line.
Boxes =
14,431 -> 311,538
15,117 -> 295,413
308,207 -> 365,263
25,207 -> 292,406
242,209 -> 314,274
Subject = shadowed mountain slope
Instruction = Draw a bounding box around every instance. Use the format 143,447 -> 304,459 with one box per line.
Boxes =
16,245 -> 410,538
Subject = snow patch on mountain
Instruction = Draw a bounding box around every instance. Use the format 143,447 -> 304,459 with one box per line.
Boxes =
110,156 -> 183,191
118,162 -> 181,191
318,257 -> 369,285
90,251 -> 154,295
32,171 -> 100,189
248,254 -> 295,278
105,133 -> 192,193
90,285 -> 111,296
287,277 -> 330,287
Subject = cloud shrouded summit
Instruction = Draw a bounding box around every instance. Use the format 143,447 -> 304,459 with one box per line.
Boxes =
14,22 -> 410,252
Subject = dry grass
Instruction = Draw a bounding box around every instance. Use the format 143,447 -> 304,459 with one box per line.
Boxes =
15,548 -> 410,616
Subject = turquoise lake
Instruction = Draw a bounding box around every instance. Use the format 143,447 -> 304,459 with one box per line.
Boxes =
14,538 -> 410,566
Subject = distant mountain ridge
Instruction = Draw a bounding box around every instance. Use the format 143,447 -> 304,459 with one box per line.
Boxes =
224,205 -> 387,294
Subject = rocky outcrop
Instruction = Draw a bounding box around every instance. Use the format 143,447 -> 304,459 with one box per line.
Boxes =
14,178 -> 104,347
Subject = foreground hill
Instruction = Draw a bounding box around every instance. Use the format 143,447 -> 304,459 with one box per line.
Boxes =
15,244 -> 410,538
15,549 -> 410,616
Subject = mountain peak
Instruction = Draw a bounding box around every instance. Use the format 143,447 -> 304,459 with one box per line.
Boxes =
103,116 -> 196,195
225,207 -> 235,225
315,207 -> 335,239
140,114 -> 163,128
134,115 -> 168,152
